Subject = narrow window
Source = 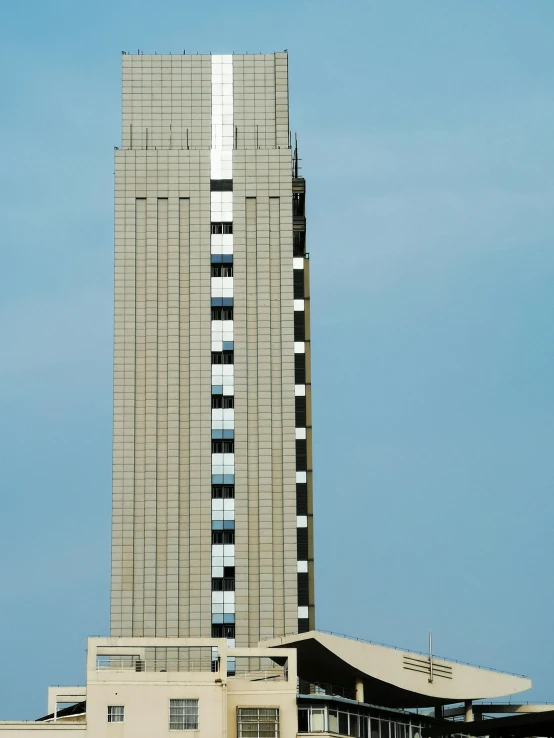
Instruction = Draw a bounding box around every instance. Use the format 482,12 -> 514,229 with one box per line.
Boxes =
294,311 -> 305,341
211,263 -> 234,277
211,624 -> 235,638
212,306 -> 234,320
295,396 -> 306,427
212,351 -> 234,365
293,270 -> 304,299
212,395 -> 223,409
107,706 -> 124,723
212,440 -> 223,454
212,485 -> 235,498
169,699 -> 199,731
211,222 -> 233,235
223,396 -> 234,409
212,530 -> 235,546
212,575 -> 235,591
296,483 -> 308,515
210,179 -> 233,192
294,353 -> 306,384
223,440 -> 234,453
293,231 -> 306,257
296,439 -> 307,471
297,527 -> 308,559
293,191 -> 305,217
297,572 -> 309,606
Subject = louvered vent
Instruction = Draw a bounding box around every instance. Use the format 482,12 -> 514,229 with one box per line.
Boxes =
403,655 -> 453,680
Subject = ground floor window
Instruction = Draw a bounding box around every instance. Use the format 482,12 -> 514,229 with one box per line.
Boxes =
237,707 -> 279,737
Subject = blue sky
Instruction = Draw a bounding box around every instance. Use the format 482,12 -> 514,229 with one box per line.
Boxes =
1,0 -> 554,719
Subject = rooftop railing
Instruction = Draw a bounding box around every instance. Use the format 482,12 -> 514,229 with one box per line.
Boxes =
272,629 -> 528,679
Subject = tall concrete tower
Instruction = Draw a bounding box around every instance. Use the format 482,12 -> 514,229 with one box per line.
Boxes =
110,52 -> 313,648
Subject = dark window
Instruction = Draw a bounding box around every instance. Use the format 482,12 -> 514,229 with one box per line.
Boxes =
212,577 -> 235,591
296,439 -> 307,471
294,311 -> 305,341
293,269 -> 304,299
296,483 -> 308,515
211,222 -> 233,234
298,710 -> 309,733
297,528 -> 308,559
297,572 -> 309,606
295,353 -> 306,384
298,617 -> 310,633
212,395 -> 234,409
295,396 -> 306,428
211,264 -> 233,277
211,306 -> 234,320
293,191 -> 305,217
293,231 -> 306,257
212,439 -> 234,454
212,530 -> 235,545
211,624 -> 235,638
210,179 -> 233,191
212,351 -> 234,365
212,485 -> 235,498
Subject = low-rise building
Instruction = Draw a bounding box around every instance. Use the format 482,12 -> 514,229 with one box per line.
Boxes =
2,631 -> 550,738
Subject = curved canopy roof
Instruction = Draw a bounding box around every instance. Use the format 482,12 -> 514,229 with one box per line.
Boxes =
263,631 -> 531,709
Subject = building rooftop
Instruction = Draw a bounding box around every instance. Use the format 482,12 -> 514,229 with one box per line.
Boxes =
263,630 -> 532,708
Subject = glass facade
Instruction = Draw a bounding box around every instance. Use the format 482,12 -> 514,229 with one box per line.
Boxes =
297,702 -> 425,738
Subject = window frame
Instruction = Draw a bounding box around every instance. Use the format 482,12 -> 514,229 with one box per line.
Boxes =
211,222 -> 233,235
169,698 -> 199,731
211,264 -> 234,277
107,705 -> 125,723
237,707 -> 279,738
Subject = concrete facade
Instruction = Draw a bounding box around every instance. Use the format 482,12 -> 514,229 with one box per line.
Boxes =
111,52 -> 315,644
0,638 -> 298,738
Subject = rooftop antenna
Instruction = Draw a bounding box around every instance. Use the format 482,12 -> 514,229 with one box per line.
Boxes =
293,134 -> 300,178
428,631 -> 434,684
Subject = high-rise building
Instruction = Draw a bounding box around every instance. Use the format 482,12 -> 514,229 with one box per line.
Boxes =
110,52 -> 314,645
1,49 -> 547,738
